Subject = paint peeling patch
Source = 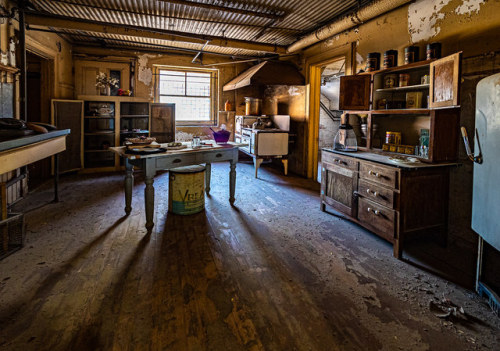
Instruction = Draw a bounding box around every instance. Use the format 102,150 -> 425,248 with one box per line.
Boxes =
408,0 -> 452,43
325,35 -> 340,47
455,0 -> 485,15
137,54 -> 155,87
288,86 -> 301,96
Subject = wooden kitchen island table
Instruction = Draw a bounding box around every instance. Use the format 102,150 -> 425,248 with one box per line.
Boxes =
110,141 -> 245,231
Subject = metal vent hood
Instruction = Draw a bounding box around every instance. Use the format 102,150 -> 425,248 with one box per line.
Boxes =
223,61 -> 305,91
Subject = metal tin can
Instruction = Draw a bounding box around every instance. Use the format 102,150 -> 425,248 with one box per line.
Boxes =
426,42 -> 441,60
383,50 -> 398,69
384,74 -> 398,88
399,73 -> 410,87
365,52 -> 381,72
404,46 -> 419,64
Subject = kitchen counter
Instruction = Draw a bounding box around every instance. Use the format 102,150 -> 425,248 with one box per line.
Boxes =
0,129 -> 70,153
323,148 -> 459,170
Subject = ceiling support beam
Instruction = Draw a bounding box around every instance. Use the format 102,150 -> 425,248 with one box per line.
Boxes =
160,0 -> 285,20
24,11 -> 287,54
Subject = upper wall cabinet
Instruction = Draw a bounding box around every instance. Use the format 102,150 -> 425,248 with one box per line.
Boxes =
339,75 -> 371,110
339,52 -> 462,112
74,60 -> 131,96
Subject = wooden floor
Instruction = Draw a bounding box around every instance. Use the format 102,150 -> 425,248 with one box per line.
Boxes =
0,161 -> 499,351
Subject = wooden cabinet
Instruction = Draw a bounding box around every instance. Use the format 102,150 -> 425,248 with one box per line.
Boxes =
321,149 -> 452,258
62,96 -> 154,172
320,152 -> 358,216
339,53 -> 462,163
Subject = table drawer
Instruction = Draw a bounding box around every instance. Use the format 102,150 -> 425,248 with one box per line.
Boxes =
155,153 -> 198,169
358,179 -> 395,208
358,197 -> 395,240
359,162 -> 398,189
198,149 -> 234,163
322,152 -> 358,171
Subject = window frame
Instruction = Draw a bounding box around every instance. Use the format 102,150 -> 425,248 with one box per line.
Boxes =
155,66 -> 218,126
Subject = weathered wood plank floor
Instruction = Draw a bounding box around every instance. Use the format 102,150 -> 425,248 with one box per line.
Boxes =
0,162 -> 499,351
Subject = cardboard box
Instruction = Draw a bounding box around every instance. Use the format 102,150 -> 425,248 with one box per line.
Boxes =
406,92 -> 423,108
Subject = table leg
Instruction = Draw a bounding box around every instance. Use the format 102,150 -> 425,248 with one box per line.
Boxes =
124,158 -> 133,215
229,160 -> 236,204
53,153 -> 59,203
144,160 -> 156,231
205,162 -> 211,194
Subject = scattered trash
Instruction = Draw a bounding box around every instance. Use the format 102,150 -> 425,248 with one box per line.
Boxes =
429,297 -> 466,320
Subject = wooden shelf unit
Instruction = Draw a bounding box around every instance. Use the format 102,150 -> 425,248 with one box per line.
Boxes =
322,52 -> 462,258
77,95 -> 151,172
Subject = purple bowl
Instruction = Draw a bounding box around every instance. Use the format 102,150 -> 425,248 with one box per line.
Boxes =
212,129 -> 231,143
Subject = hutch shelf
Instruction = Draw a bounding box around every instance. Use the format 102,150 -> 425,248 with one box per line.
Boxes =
321,52 -> 462,258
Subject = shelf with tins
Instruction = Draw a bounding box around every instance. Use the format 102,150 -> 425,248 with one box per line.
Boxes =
339,52 -> 462,163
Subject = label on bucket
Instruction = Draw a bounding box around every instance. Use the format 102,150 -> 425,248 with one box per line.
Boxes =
169,172 -> 205,215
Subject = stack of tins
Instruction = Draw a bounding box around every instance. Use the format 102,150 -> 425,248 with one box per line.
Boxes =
168,165 -> 206,215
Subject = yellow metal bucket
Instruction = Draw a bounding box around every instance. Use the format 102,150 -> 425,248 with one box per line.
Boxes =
168,165 -> 205,215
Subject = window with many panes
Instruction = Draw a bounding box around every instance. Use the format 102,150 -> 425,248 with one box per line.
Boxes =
157,68 -> 217,125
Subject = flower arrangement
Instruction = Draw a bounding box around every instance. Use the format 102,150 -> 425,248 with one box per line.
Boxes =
95,72 -> 119,89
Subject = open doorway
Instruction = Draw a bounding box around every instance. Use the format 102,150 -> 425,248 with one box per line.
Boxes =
316,59 -> 345,182
26,51 -> 53,190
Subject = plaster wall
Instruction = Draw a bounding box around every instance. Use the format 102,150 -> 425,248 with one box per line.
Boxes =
303,0 -> 500,250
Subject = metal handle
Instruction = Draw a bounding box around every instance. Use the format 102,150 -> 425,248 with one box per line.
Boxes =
368,170 -> 381,178
367,207 -> 380,216
461,126 -> 483,164
366,189 -> 378,197
173,159 -> 182,163
216,153 -> 222,157
334,159 -> 345,165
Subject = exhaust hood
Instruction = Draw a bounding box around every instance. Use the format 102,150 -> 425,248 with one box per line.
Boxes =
223,61 -> 305,91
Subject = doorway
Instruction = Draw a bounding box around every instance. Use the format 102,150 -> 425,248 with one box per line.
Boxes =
315,58 -> 345,182
26,51 -> 53,190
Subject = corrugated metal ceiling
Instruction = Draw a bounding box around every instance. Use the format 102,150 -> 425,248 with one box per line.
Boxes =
27,0 -> 375,57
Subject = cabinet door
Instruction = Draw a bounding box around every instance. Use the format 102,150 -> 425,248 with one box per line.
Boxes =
429,52 -> 462,108
150,103 -> 175,143
339,75 -> 371,110
52,99 -> 84,172
321,162 -> 357,216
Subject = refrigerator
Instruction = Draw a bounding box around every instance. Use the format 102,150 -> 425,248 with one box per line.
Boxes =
468,72 -> 500,314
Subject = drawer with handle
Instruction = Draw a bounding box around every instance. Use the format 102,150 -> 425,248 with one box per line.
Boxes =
359,162 -> 398,189
322,152 -> 358,171
357,197 -> 396,240
358,179 -> 395,208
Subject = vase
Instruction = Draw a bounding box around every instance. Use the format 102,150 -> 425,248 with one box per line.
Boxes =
106,86 -> 111,96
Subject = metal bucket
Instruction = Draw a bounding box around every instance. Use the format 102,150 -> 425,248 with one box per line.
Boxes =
168,165 -> 205,215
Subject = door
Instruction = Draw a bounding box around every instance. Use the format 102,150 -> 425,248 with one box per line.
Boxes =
429,52 -> 462,108
321,161 -> 357,216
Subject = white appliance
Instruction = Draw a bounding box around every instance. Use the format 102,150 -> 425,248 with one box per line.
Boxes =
235,115 -> 290,178
462,72 -> 500,315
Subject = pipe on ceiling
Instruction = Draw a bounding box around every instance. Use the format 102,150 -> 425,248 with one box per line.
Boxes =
287,0 -> 412,53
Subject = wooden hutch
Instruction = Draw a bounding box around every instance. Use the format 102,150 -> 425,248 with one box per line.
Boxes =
321,52 -> 462,258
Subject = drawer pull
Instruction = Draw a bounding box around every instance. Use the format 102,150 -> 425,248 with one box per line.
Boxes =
368,170 -> 381,178
367,207 -> 380,216
216,153 -> 222,158
366,189 -> 379,197
173,159 -> 182,163
333,159 -> 345,165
